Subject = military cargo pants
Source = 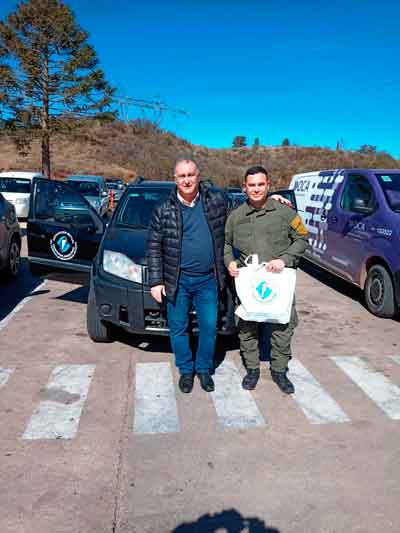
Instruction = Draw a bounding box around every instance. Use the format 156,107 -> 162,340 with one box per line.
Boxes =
238,302 -> 298,373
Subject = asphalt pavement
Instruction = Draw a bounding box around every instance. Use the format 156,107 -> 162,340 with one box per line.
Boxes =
0,232 -> 399,533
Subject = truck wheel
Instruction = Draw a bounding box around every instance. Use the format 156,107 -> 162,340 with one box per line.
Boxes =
364,265 -> 396,318
87,286 -> 113,342
5,237 -> 21,278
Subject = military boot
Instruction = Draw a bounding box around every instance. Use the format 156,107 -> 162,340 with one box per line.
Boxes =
271,369 -> 295,394
242,368 -> 260,390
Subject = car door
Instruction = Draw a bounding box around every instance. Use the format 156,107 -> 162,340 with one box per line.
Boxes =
27,178 -> 106,280
326,173 -> 378,282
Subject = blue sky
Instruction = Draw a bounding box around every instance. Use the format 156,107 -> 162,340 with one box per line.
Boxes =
1,0 -> 399,156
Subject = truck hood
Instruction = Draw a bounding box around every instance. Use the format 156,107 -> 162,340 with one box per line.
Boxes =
101,226 -> 149,265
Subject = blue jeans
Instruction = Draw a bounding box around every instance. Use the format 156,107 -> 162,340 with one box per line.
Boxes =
167,271 -> 218,374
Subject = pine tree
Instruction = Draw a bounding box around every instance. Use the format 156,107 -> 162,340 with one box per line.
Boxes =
232,135 -> 247,148
0,0 -> 115,177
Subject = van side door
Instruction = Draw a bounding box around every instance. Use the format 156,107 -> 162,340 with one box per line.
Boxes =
328,172 -> 378,282
27,178 -> 105,280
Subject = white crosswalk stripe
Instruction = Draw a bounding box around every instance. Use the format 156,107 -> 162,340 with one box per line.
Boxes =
390,355 -> 400,366
331,356 -> 400,420
133,362 -> 180,434
0,367 -> 14,388
211,359 -> 265,429
1,355 -> 399,441
290,358 -> 350,424
23,364 -> 96,440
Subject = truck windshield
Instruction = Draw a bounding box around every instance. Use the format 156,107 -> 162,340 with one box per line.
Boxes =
117,190 -> 170,228
375,173 -> 400,212
0,178 -> 31,193
66,181 -> 100,196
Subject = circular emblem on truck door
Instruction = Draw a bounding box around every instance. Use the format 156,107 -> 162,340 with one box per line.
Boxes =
50,231 -> 77,261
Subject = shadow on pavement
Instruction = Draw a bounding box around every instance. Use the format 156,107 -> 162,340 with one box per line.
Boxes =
172,509 -> 280,532
55,285 -> 89,304
0,258 -> 49,322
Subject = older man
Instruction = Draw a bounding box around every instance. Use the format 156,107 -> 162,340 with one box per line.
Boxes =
147,159 -> 227,393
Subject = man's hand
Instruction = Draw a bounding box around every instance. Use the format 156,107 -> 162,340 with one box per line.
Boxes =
150,284 -> 166,303
228,261 -> 240,277
270,194 -> 292,207
265,259 -> 285,273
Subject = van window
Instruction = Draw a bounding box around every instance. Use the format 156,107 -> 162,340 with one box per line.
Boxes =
375,173 -> 400,212
341,175 -> 376,212
66,181 -> 100,196
35,180 -> 94,226
0,177 -> 31,193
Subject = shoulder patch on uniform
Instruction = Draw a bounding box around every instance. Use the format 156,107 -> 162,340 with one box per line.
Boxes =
290,214 -> 308,237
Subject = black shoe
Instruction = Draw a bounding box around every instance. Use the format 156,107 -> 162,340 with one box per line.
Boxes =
178,373 -> 195,393
242,368 -> 260,390
197,372 -> 215,392
270,370 -> 295,394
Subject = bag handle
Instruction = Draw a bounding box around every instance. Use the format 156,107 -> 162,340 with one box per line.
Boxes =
244,255 -> 267,270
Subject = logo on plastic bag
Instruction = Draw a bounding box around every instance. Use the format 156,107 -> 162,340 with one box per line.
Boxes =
253,279 -> 276,303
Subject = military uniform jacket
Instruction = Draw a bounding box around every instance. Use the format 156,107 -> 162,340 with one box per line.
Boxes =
224,199 -> 308,269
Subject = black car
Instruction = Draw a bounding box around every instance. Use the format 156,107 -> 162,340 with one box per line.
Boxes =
0,192 -> 21,278
27,178 -> 296,342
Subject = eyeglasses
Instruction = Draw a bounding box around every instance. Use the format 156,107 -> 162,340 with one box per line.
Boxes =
175,172 -> 198,180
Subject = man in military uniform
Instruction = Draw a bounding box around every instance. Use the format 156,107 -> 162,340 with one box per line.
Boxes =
224,166 -> 308,393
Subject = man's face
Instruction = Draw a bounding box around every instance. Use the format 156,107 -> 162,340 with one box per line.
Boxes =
174,161 -> 200,199
243,172 -> 270,207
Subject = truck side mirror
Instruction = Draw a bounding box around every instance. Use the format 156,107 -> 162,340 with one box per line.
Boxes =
351,197 -> 374,214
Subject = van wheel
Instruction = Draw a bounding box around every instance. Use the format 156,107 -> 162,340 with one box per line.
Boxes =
5,237 -> 21,278
87,286 -> 113,342
364,265 -> 396,318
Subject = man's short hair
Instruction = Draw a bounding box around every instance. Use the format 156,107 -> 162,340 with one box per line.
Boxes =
173,157 -> 199,175
244,165 -> 269,181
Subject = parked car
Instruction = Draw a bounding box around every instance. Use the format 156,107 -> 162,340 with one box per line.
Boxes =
27,178 -> 295,341
64,175 -> 109,217
289,168 -> 400,318
0,171 -> 44,219
0,192 -> 21,278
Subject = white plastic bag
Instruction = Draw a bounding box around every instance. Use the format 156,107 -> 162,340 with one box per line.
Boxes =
234,255 -> 296,324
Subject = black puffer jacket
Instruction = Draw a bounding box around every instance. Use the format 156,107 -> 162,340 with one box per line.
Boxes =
146,184 -> 227,301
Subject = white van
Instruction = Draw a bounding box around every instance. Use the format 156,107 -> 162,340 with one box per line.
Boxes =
0,171 -> 44,219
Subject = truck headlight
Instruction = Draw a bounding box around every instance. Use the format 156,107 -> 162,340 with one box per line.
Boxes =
103,250 -> 143,283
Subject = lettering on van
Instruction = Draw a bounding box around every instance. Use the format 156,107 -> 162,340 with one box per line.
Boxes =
375,227 -> 392,237
348,220 -> 366,232
293,179 -> 311,192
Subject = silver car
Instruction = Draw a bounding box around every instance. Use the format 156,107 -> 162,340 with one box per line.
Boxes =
0,193 -> 21,278
65,175 -> 110,217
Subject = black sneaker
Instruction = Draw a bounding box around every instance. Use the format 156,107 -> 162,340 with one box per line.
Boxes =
178,373 -> 195,393
197,372 -> 215,392
242,368 -> 260,390
270,370 -> 295,394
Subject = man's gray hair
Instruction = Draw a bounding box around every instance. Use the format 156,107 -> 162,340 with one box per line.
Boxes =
173,156 -> 200,174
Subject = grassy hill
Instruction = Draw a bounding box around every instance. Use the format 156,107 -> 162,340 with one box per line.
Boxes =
1,120 -> 399,189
